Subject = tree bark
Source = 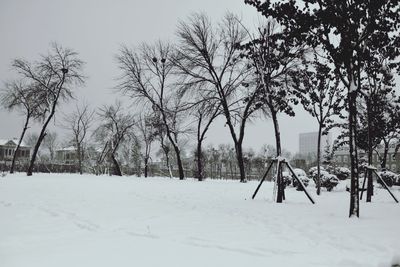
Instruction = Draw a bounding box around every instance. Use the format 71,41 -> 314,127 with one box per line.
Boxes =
11,113 -> 30,174
366,98 -> 373,202
235,143 -> 246,182
172,144 -> 185,180
316,123 -> 322,195
196,140 -> 204,181
111,154 -> 122,176
381,141 -> 389,171
144,156 -> 149,177
271,109 -> 284,202
27,132 -> 47,176
348,87 -> 360,218
77,141 -> 83,175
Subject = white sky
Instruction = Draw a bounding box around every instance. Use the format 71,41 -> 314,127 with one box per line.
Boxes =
0,0 -> 319,154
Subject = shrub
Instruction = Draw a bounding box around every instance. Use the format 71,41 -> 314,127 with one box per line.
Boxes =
309,167 -> 339,192
377,171 -> 398,187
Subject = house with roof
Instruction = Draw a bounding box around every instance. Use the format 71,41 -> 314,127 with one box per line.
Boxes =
0,139 -> 31,162
55,146 -> 77,164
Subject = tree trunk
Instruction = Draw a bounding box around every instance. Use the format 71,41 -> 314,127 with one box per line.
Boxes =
271,109 -> 284,202
27,132 -> 47,176
316,123 -> 322,195
366,98 -> 373,202
348,86 -> 360,218
235,142 -> 246,182
172,145 -> 184,180
11,113 -> 30,174
196,140 -> 204,181
111,154 -> 122,176
381,141 -> 389,171
144,156 -> 149,177
77,142 -> 83,175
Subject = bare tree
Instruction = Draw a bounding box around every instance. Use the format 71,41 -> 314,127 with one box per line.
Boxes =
95,102 -> 135,176
11,43 -> 85,176
64,103 -> 94,174
294,60 -> 344,195
137,112 -> 157,177
192,100 -> 220,181
116,41 -> 187,179
0,81 -> 42,173
173,13 -> 258,182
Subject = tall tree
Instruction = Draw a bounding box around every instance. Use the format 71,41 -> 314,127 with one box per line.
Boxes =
239,20 -> 306,201
137,112 -> 157,177
116,42 -> 186,180
0,81 -> 42,173
173,13 -> 257,182
64,104 -> 94,174
95,102 -> 135,176
192,100 -> 220,181
11,43 -> 85,176
246,0 -> 400,216
294,60 -> 344,195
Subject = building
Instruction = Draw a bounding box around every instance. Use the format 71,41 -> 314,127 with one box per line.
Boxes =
334,144 -> 400,172
299,132 -> 331,157
55,146 -> 77,164
0,139 -> 31,162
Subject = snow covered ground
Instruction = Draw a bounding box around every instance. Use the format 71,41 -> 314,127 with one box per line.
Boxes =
1,173 -> 399,267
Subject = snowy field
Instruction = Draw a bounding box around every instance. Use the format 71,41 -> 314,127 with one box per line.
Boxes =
1,173 -> 399,267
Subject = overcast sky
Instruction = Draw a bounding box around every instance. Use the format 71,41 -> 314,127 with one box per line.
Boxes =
0,0 -> 320,154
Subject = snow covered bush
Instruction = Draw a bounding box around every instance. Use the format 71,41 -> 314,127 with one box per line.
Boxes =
291,168 -> 310,190
377,171 -> 398,187
308,167 -> 339,192
280,171 -> 292,187
308,166 -> 325,176
274,169 -> 309,190
333,167 -> 350,180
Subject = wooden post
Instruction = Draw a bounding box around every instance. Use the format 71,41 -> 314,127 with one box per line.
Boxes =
252,160 -> 274,199
285,161 -> 315,204
373,169 -> 399,203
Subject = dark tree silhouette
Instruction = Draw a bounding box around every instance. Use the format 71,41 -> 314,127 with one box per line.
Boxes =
239,20 -> 306,200
0,81 -> 42,173
116,42 -> 186,180
95,102 -> 135,176
192,100 -> 221,181
294,60 -> 344,195
173,13 -> 257,182
64,104 -> 94,175
10,43 -> 85,176
246,0 -> 400,217
137,112 -> 157,178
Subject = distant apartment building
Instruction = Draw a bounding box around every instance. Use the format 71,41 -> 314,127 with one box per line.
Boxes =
334,144 -> 400,172
299,132 -> 331,157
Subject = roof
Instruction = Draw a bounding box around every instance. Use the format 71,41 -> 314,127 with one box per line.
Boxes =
0,138 -> 30,148
56,146 -> 76,152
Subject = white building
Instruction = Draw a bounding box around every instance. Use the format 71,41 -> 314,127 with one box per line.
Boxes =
299,132 -> 331,157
